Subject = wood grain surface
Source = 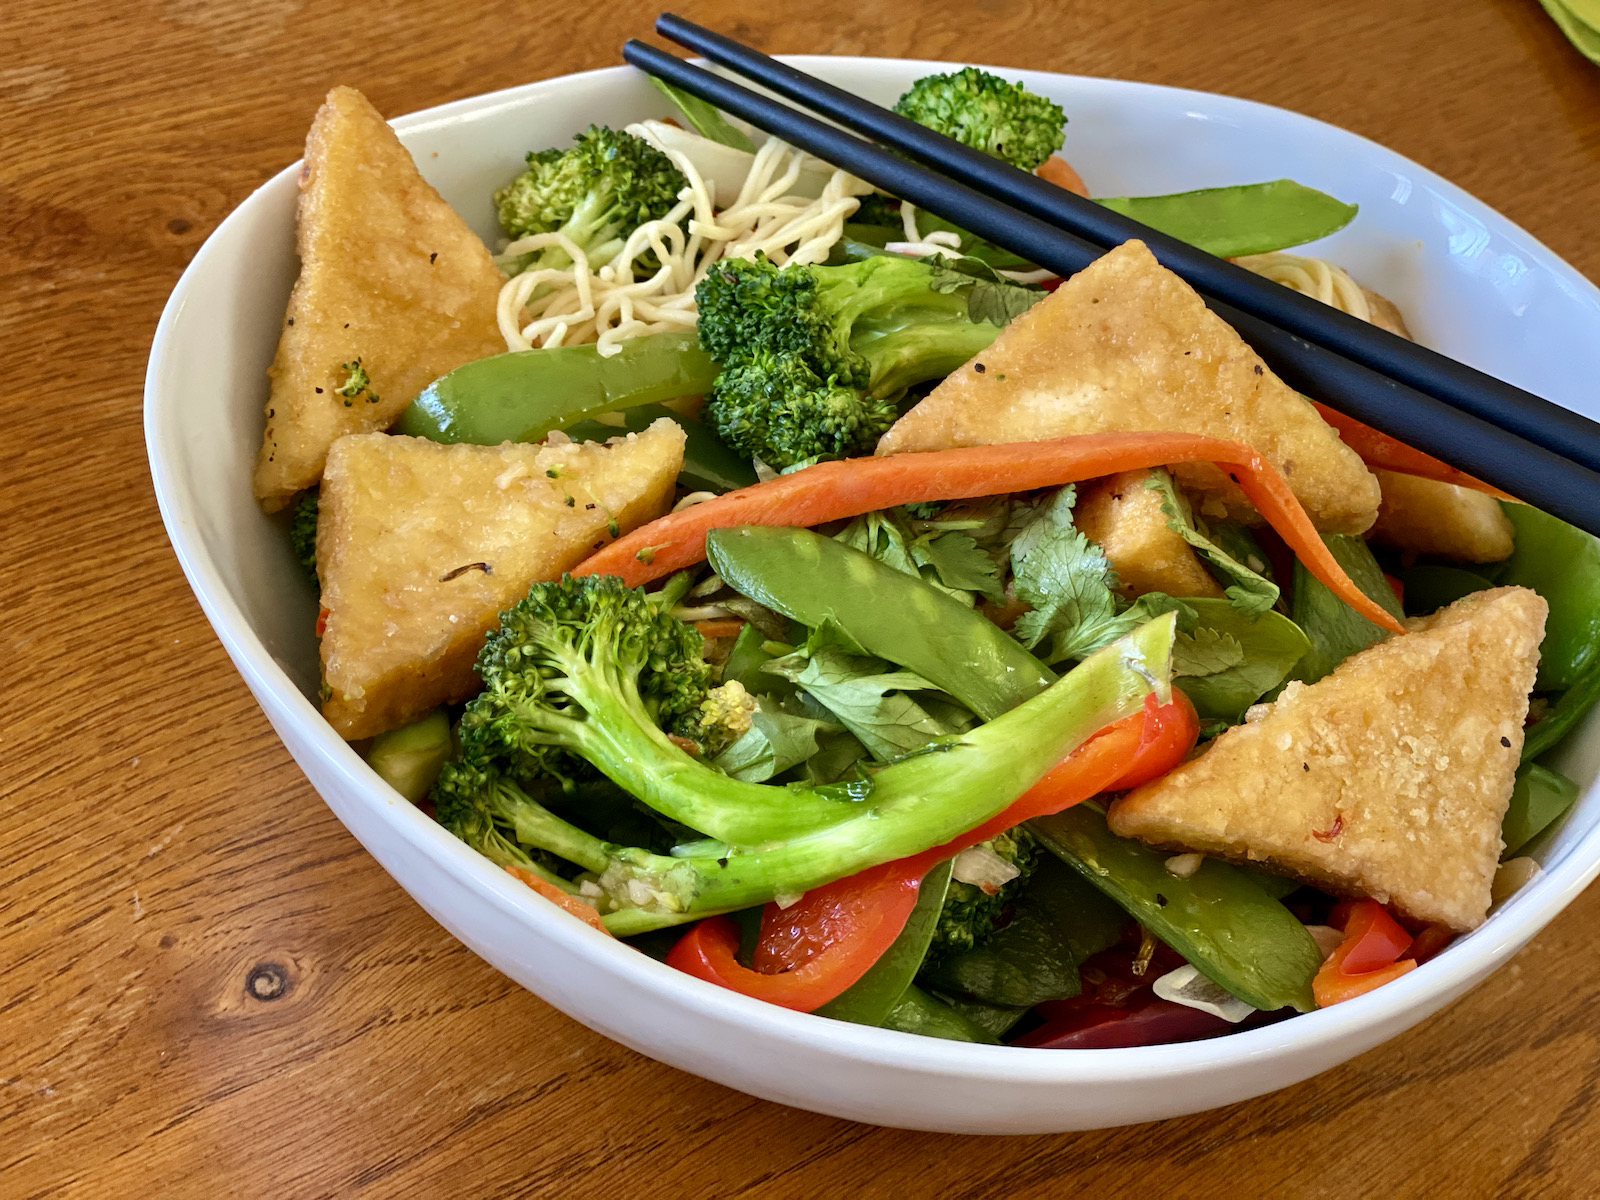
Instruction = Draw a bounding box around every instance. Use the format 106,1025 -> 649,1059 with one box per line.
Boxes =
5,1 -> 1600,1195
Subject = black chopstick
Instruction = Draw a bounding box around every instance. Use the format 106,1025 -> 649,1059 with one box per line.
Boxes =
655,14 -> 1600,481
621,40 -> 1600,536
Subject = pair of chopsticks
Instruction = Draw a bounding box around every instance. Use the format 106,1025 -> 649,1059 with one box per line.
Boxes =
623,17 -> 1600,536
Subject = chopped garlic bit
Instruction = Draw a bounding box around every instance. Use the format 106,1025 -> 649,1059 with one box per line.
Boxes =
1152,964 -> 1256,1023
1164,852 -> 1204,879
774,891 -> 805,910
952,845 -> 1022,895
1491,856 -> 1542,907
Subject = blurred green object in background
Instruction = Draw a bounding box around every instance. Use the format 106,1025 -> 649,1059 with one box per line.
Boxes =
1541,0 -> 1600,65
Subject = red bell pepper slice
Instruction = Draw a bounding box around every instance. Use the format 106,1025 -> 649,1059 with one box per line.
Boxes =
1312,898 -> 1418,1007
668,692 -> 1199,1011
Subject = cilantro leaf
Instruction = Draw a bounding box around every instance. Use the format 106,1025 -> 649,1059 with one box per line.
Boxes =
911,530 -> 1004,600
1173,626 -> 1247,677
1143,471 -> 1279,615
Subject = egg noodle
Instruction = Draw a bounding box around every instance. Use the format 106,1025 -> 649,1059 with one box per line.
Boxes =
494,134 -> 869,356
1233,251 -> 1373,323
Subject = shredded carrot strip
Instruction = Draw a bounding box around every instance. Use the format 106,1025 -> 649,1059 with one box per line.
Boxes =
1313,402 -> 1517,501
574,432 -> 1406,635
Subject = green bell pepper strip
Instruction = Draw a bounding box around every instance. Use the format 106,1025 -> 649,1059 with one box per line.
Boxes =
1501,763 -> 1579,857
1290,533 -> 1405,686
1394,564 -> 1494,617
1523,664 -> 1600,762
816,860 -> 954,1025
706,525 -> 1057,720
1496,502 -> 1600,692
1030,806 -> 1323,1013
917,854 -> 1127,1008
562,403 -> 759,494
392,332 -> 719,445
1094,180 -> 1358,260
879,985 -> 998,1043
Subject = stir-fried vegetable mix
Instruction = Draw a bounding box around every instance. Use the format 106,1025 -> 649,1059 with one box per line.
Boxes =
263,68 -> 1600,1050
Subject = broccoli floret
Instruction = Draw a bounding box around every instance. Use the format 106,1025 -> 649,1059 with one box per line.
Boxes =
893,67 -> 1066,172
695,254 -> 1003,467
289,490 -> 319,585
431,574 -> 1176,933
927,828 -> 1040,961
699,679 -> 757,758
334,358 -> 379,407
493,126 -> 685,274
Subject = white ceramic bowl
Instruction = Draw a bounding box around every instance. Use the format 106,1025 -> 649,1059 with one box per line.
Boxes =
145,57 -> 1600,1133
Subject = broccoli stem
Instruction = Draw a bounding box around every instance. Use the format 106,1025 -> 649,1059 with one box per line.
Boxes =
591,612 -> 1175,933
510,639 -> 870,846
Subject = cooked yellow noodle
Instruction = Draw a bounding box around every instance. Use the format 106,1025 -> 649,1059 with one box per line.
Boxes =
495,135 -> 867,356
1233,252 -> 1372,323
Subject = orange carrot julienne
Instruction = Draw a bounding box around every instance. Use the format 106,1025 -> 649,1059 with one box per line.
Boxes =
573,432 -> 1407,636
693,618 -> 745,640
1313,402 -> 1518,502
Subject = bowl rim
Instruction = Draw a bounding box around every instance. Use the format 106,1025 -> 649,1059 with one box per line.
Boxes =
145,55 -> 1600,1088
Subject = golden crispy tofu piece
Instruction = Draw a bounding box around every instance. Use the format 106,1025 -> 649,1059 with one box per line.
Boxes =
254,86 -> 507,512
1361,287 -> 1411,339
1369,468 -> 1515,564
318,420 -> 685,739
877,240 -> 1380,534
1109,586 -> 1547,931
1075,471 -> 1222,600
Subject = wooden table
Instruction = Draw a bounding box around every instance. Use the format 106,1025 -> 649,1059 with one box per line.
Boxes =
6,1 -> 1600,1194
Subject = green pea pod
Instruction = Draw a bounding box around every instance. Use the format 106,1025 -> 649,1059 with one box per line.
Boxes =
917,854 -> 1127,1007
392,332 -> 719,445
817,860 -> 953,1026
1094,180 -> 1358,259
562,403 -> 759,494
1395,564 -> 1494,617
879,985 -> 999,1043
1502,762 -> 1579,856
1290,533 -> 1405,685
1523,664 -> 1600,762
1030,806 -> 1323,1013
366,710 -> 453,803
1496,503 -> 1600,691
707,525 -> 1057,720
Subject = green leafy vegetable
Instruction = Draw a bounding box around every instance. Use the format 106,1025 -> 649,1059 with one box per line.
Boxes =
1175,600 -> 1313,723
648,75 -> 757,152
1144,470 -> 1278,614
712,701 -> 840,783
1173,626 -> 1246,677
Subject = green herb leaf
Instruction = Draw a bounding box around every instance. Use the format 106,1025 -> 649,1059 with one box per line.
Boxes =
1173,626 -> 1247,677
1143,471 -> 1279,615
648,76 -> 758,152
712,702 -> 840,782
1177,599 -> 1312,723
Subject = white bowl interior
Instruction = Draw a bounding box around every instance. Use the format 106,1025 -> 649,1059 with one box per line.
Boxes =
146,58 -> 1600,1133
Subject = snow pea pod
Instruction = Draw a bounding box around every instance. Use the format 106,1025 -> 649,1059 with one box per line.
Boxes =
1395,564 -> 1493,617
707,525 -> 1057,719
817,860 -> 953,1026
392,331 -> 719,445
1094,180 -> 1358,259
1496,503 -> 1600,691
1030,806 -> 1322,1013
1523,664 -> 1600,762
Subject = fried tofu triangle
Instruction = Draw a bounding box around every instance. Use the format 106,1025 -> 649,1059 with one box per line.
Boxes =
877,240 -> 1381,534
1109,587 -> 1547,932
254,86 -> 507,512
317,419 -> 685,740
